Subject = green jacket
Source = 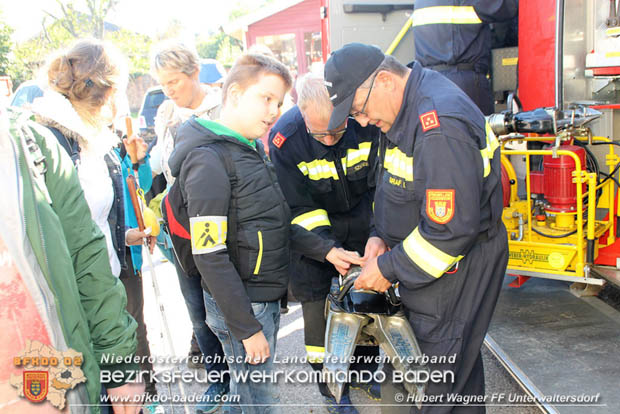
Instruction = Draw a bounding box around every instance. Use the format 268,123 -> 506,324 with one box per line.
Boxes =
6,109 -> 138,413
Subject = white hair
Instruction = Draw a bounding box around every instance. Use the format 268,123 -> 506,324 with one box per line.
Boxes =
296,72 -> 332,122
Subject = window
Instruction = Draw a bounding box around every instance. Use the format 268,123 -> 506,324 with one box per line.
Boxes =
304,31 -> 323,72
256,33 -> 298,75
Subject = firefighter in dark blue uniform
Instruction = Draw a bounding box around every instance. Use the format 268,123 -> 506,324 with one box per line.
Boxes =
412,0 -> 518,114
268,73 -> 383,414
325,43 -> 508,413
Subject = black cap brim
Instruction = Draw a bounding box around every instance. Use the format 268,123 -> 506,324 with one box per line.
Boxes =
328,92 -> 355,130
325,43 -> 384,130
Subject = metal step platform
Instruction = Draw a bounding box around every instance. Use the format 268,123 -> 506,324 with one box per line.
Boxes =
486,277 -> 620,413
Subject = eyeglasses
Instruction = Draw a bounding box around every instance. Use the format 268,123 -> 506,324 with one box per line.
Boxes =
306,126 -> 348,141
350,72 -> 378,118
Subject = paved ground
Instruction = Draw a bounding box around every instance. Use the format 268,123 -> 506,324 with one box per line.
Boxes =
140,252 -> 541,414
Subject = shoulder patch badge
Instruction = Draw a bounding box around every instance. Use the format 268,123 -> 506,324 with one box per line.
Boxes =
272,132 -> 287,149
426,189 -> 455,224
420,110 -> 440,132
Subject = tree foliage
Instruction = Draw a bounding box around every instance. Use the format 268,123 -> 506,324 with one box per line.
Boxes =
228,0 -> 277,20
106,29 -> 152,75
7,0 -> 278,88
196,32 -> 244,67
154,19 -> 184,42
195,0 -> 277,67
42,0 -> 119,39
9,18 -> 77,87
0,18 -> 13,76
8,0 -> 153,87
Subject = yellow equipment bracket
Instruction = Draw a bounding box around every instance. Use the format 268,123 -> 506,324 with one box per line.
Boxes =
500,135 -> 617,280
386,16 -> 412,55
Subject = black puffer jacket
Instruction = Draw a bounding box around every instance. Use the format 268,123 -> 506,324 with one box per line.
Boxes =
168,117 -> 334,341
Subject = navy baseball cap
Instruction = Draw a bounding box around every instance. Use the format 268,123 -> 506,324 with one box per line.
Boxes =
324,43 -> 384,130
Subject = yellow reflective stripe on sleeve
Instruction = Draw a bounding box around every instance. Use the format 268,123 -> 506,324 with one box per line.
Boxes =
403,227 -> 463,278
297,159 -> 339,181
190,215 -> 227,254
412,6 -> 482,26
343,141 -> 372,170
253,231 -> 263,275
291,209 -> 331,231
480,121 -> 500,177
306,345 -> 325,363
605,27 -> 620,37
384,147 -> 414,181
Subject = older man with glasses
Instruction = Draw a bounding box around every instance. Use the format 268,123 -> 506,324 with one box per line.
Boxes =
268,72 -> 383,414
324,43 -> 508,414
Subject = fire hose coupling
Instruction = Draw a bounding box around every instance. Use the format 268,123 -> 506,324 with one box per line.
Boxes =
486,112 -> 509,136
487,106 -> 602,136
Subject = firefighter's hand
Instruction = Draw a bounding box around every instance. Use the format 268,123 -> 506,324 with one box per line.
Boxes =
242,330 -> 270,365
326,247 -> 363,275
107,381 -> 144,413
362,237 -> 388,262
123,134 -> 148,163
356,257 -> 392,293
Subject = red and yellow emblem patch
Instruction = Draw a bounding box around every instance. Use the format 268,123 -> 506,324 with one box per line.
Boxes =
272,132 -> 287,149
420,110 -> 440,132
426,189 -> 455,224
24,371 -> 48,403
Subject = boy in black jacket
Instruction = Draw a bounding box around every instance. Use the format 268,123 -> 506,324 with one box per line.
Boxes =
166,54 -> 361,413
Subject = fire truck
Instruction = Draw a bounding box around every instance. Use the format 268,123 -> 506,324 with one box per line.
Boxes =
317,4 -> 620,412
320,0 -> 620,291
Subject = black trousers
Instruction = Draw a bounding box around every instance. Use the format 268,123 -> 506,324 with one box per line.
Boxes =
438,70 -> 494,115
380,228 -> 508,414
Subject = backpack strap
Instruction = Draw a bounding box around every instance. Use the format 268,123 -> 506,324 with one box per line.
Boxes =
162,187 -> 195,275
162,141 -> 240,273
46,126 -> 81,166
208,142 -> 240,267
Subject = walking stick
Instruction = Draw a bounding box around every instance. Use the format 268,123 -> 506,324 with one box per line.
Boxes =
125,117 -> 191,414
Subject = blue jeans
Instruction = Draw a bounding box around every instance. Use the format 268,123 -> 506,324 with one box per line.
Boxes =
173,258 -> 228,380
203,291 -> 281,414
